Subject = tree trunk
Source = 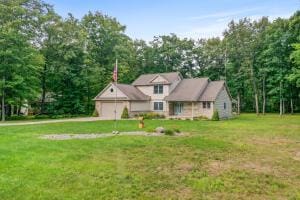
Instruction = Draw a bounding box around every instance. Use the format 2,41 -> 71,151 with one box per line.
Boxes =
279,81 -> 282,116
1,76 -> 5,122
283,100 -> 285,114
255,93 -> 259,115
11,105 -> 14,116
262,74 -> 266,115
40,64 -> 47,114
250,62 -> 259,115
237,93 -> 240,115
290,98 -> 294,114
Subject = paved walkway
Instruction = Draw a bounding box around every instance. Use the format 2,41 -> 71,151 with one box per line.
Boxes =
0,117 -> 102,126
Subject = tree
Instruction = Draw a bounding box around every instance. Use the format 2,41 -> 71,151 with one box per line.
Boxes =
0,0 -> 46,120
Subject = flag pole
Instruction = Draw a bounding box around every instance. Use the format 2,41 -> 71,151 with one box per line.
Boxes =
114,59 -> 118,131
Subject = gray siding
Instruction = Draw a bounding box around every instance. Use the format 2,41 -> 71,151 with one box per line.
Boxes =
214,87 -> 232,119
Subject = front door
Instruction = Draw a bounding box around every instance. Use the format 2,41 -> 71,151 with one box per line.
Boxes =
174,102 -> 183,115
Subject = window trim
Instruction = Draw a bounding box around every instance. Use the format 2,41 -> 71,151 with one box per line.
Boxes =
202,102 -> 211,109
154,102 -> 164,111
154,84 -> 163,94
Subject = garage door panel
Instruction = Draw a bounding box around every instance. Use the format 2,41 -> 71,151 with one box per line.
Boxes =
101,102 -> 124,119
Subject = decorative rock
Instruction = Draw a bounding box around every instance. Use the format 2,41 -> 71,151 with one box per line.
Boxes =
155,127 -> 165,133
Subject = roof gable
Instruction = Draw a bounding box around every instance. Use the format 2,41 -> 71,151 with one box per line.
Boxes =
94,83 -> 128,100
149,75 -> 168,84
132,72 -> 182,86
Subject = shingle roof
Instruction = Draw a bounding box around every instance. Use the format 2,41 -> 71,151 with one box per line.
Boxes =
199,81 -> 225,101
116,83 -> 150,101
132,72 -> 181,86
164,78 -> 209,101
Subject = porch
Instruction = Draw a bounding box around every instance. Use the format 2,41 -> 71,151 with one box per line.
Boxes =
167,102 -> 197,119
167,101 -> 213,119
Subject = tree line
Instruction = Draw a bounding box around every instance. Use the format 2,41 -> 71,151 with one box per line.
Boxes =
0,0 -> 299,121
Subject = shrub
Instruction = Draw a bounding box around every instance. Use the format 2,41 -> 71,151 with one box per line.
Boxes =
121,106 -> 129,119
92,110 -> 99,117
138,112 -> 165,119
34,114 -> 50,119
164,129 -> 175,136
193,116 -> 209,121
211,110 -> 220,121
7,115 -> 29,121
174,128 -> 181,133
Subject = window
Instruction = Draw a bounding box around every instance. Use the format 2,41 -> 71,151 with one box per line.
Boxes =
202,102 -> 210,109
207,102 -> 211,109
224,102 -> 226,109
154,102 -> 163,111
154,84 -> 163,94
110,88 -> 114,93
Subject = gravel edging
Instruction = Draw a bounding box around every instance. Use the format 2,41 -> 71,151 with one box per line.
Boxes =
39,131 -> 187,140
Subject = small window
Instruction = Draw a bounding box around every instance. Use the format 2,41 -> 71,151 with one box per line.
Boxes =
202,102 -> 210,109
110,88 -> 114,93
207,102 -> 211,109
154,102 -> 163,111
224,102 -> 226,109
154,85 -> 163,94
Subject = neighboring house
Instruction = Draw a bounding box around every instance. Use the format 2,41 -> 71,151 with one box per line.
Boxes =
94,72 -> 232,119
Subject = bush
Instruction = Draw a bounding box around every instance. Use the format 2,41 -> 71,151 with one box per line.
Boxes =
193,116 -> 209,121
121,106 -> 129,119
211,110 -> 219,121
164,129 -> 174,136
92,109 -> 99,117
7,115 -> 29,121
138,112 -> 165,119
174,128 -> 181,133
34,114 -> 50,119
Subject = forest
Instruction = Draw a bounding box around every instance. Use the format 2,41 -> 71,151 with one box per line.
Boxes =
0,0 -> 299,120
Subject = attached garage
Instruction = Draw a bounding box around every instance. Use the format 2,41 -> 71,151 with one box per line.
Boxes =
94,83 -> 150,119
101,102 -> 125,119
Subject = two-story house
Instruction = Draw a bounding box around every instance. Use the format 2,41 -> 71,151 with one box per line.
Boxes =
94,72 -> 232,119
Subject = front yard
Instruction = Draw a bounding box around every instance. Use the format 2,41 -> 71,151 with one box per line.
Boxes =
0,114 -> 299,199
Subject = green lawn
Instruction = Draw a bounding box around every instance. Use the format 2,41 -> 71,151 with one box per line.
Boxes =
0,114 -> 299,200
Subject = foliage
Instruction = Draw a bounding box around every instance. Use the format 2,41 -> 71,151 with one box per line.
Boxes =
138,112 -> 165,119
92,109 -> 99,117
164,129 -> 175,136
289,43 -> 300,87
211,110 -> 220,121
121,106 -> 129,119
173,128 -> 181,133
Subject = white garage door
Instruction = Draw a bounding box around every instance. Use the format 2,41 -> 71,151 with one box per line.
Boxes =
101,102 -> 124,119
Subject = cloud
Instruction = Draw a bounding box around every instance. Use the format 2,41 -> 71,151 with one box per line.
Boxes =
179,11 -> 293,40
187,7 -> 262,21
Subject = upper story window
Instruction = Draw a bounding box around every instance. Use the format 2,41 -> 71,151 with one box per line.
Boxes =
154,84 -> 163,94
203,102 -> 211,109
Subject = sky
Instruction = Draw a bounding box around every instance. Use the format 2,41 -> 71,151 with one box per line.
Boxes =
46,0 -> 299,41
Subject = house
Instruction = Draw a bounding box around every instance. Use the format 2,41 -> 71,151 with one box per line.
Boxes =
94,72 -> 232,119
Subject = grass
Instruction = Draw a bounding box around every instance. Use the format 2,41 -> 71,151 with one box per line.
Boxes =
0,114 -> 299,200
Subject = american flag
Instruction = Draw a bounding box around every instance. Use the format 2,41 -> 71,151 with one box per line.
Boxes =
113,61 -> 118,82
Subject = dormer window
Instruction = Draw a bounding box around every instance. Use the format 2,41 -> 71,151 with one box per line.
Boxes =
154,84 -> 163,94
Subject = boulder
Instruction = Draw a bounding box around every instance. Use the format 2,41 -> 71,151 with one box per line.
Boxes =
155,127 -> 165,133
